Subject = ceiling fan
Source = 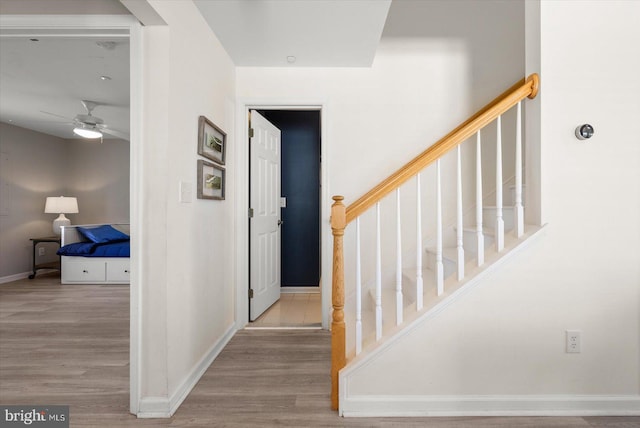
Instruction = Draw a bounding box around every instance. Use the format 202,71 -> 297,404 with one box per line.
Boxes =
41,100 -> 129,141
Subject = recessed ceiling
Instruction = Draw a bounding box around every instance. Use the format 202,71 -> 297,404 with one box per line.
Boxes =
194,0 -> 392,67
0,36 -> 130,140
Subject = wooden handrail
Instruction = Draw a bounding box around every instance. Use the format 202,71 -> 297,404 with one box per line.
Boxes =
345,73 -> 539,225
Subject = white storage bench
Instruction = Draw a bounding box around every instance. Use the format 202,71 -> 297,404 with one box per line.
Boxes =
60,223 -> 130,285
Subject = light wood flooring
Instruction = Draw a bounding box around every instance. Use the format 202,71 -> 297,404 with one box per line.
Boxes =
249,292 -> 321,328
1,274 -> 638,427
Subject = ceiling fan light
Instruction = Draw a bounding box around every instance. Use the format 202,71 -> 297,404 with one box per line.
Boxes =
73,125 -> 102,139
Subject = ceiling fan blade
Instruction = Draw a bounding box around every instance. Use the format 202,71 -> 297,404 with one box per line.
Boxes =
101,127 -> 130,141
26,119 -> 74,124
39,110 -> 74,121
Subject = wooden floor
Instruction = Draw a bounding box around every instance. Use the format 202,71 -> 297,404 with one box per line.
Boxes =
1,274 -> 638,427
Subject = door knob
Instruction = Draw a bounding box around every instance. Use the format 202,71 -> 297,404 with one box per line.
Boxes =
277,220 -> 283,226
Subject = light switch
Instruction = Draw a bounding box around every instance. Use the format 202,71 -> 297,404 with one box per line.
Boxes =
280,197 -> 287,208
180,181 -> 193,203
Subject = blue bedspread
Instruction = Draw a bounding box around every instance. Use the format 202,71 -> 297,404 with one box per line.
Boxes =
57,240 -> 130,257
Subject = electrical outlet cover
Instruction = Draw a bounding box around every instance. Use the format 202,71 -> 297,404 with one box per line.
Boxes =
566,330 -> 581,353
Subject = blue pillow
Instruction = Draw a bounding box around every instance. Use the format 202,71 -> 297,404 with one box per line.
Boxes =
57,242 -> 98,256
77,225 -> 129,244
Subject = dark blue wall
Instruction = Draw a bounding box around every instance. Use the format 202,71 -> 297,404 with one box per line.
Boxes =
260,110 -> 320,287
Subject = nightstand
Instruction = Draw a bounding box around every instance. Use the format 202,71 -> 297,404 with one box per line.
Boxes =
29,236 -> 62,279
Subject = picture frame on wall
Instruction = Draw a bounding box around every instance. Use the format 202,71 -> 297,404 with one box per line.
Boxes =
197,160 -> 225,200
197,115 -> 226,165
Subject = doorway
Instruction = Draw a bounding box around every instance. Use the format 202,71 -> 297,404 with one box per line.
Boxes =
248,109 -> 322,326
259,110 -> 321,289
0,14 -> 141,414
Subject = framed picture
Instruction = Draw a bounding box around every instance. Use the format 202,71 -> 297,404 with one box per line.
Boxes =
197,160 -> 225,200
198,115 -> 226,165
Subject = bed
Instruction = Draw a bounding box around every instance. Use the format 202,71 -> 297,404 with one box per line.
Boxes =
58,223 -> 130,284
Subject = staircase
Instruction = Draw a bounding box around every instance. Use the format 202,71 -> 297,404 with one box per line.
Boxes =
329,74 -> 540,411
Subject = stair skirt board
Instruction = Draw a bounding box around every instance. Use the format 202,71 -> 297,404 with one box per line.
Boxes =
340,226 -> 549,413
339,395 -> 640,417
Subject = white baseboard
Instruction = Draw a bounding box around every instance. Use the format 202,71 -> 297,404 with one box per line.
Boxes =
340,395 -> 640,417
167,324 -> 236,416
0,272 -> 30,284
137,324 -> 237,418
136,397 -> 170,419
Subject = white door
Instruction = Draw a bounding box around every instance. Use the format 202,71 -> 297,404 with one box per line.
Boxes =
249,110 -> 282,321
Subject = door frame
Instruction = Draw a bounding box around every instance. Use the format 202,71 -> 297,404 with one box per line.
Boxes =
235,100 -> 331,329
0,14 -> 142,414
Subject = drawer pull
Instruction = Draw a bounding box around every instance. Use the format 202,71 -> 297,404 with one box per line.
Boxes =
124,270 -> 129,273
82,270 -> 88,273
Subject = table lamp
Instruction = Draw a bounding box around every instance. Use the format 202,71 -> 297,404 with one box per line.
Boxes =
44,196 -> 79,235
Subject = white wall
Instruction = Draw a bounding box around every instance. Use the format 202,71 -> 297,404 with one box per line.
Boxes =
138,0 -> 236,416
341,0 -> 640,415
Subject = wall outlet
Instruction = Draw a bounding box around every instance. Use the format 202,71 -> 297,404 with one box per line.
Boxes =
38,247 -> 45,256
566,330 -> 581,353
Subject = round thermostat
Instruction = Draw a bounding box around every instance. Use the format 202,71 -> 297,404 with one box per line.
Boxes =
575,124 -> 594,140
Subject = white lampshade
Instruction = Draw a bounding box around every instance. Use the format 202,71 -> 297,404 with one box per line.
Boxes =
45,196 -> 78,214
45,196 -> 78,235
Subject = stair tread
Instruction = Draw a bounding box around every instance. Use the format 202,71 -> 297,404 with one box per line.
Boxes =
483,205 -> 515,210
402,267 -> 438,287
458,226 -> 496,236
368,287 -> 413,306
424,246 -> 458,260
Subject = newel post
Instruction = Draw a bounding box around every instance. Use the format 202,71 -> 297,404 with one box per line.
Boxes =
330,195 -> 346,411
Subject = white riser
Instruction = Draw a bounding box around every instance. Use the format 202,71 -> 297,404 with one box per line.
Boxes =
483,206 -> 514,231
361,288 -> 413,346
457,227 -> 495,255
507,184 -> 526,207
425,246 -> 457,279
367,285 -> 412,310
401,267 -> 437,304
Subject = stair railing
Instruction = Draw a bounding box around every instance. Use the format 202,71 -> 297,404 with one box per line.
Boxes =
330,74 -> 539,410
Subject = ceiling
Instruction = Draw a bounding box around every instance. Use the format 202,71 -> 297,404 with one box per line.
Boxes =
194,0 -> 391,67
0,35 -> 130,140
0,0 -> 392,140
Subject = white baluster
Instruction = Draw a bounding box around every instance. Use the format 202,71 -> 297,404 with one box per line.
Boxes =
355,217 -> 362,355
456,145 -> 464,281
514,101 -> 524,238
436,159 -> 444,296
495,115 -> 505,252
375,202 -> 382,341
395,188 -> 403,325
476,131 -> 485,266
416,174 -> 424,311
